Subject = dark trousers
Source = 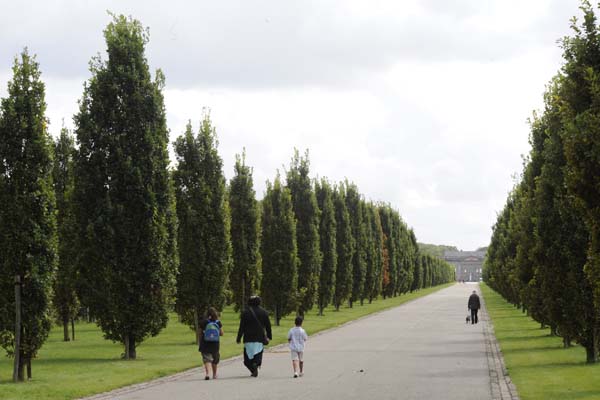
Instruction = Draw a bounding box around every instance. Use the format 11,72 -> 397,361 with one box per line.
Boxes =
470,308 -> 479,324
243,348 -> 263,372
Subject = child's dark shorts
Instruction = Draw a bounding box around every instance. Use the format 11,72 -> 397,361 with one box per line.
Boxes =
202,351 -> 220,364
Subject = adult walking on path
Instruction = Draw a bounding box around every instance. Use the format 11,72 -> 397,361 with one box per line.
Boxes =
84,284 -> 510,400
468,290 -> 481,324
236,295 -> 272,377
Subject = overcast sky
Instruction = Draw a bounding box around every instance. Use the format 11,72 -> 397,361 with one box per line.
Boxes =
0,0 -> 581,250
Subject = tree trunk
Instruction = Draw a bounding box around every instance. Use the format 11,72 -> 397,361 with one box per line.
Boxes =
550,325 -> 557,336
360,298 -> 364,306
128,336 -> 136,360
563,337 -> 572,348
26,358 -> 31,380
17,353 -> 25,381
348,299 -> 353,308
63,317 -> 70,341
13,275 -> 22,382
586,345 -> 597,363
71,318 -> 75,341
124,335 -> 130,360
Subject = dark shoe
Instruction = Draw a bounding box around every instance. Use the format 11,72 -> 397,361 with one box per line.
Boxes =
205,376 -> 210,380
251,364 -> 259,377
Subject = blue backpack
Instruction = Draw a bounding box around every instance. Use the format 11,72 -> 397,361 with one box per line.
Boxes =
204,320 -> 220,342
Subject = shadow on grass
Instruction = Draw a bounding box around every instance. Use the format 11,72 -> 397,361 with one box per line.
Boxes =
36,357 -> 122,365
515,360 -> 590,370
495,334 -> 547,342
502,345 -> 564,354
495,326 -> 544,332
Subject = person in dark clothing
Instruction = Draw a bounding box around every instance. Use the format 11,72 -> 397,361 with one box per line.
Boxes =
199,307 -> 223,380
468,290 -> 481,324
236,296 -> 272,377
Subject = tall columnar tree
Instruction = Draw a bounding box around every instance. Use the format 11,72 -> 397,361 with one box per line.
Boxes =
73,15 -> 178,360
379,205 -> 397,297
333,184 -> 354,310
173,116 -> 231,342
229,150 -> 260,313
364,202 -> 384,303
315,178 -> 337,315
559,1 -> 600,362
390,211 -> 405,296
532,90 -> 593,352
484,2 -> 600,364
286,149 -> 321,315
0,50 -> 57,380
52,127 -> 79,342
406,229 -> 419,293
261,174 -> 298,325
345,182 -> 367,307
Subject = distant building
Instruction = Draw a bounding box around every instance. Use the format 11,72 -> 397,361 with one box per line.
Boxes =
444,250 -> 486,282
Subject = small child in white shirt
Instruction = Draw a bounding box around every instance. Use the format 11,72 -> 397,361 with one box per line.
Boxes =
288,316 -> 308,378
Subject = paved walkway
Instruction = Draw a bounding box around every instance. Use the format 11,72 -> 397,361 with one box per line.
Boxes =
85,284 -> 514,400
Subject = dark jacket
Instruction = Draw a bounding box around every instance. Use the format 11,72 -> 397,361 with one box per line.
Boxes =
468,293 -> 481,310
236,305 -> 272,343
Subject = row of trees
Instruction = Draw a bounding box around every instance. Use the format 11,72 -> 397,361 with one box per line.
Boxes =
484,1 -> 600,364
0,15 -> 454,380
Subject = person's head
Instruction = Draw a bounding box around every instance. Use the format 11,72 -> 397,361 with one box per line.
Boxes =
472,290 -> 477,294
248,295 -> 261,307
207,307 -> 218,320
295,316 -> 303,327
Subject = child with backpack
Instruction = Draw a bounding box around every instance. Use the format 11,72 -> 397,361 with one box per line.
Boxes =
199,307 -> 223,380
288,316 -> 308,378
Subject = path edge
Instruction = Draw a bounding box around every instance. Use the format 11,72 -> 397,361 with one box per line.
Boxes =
480,287 -> 520,400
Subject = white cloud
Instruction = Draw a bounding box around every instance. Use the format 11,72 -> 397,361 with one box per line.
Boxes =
0,0 -> 584,250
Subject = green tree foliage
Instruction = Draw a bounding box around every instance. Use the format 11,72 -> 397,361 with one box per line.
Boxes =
345,182 -> 367,307
261,174 -> 298,325
378,206 -> 397,297
0,50 -> 57,380
333,184 -> 354,310
72,15 -> 178,360
396,223 -> 416,295
364,202 -> 384,303
485,1 -> 600,363
532,90 -> 592,351
229,150 -> 260,313
286,150 -> 321,315
52,127 -> 79,342
173,116 -> 231,341
559,1 -> 600,362
315,178 -> 337,315
417,243 -> 458,258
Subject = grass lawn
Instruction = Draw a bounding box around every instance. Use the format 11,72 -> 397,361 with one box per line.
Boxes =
481,283 -> 600,400
0,283 -> 452,400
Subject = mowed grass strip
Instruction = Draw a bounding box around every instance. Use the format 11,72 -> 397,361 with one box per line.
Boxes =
481,283 -> 600,400
0,283 -> 452,400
